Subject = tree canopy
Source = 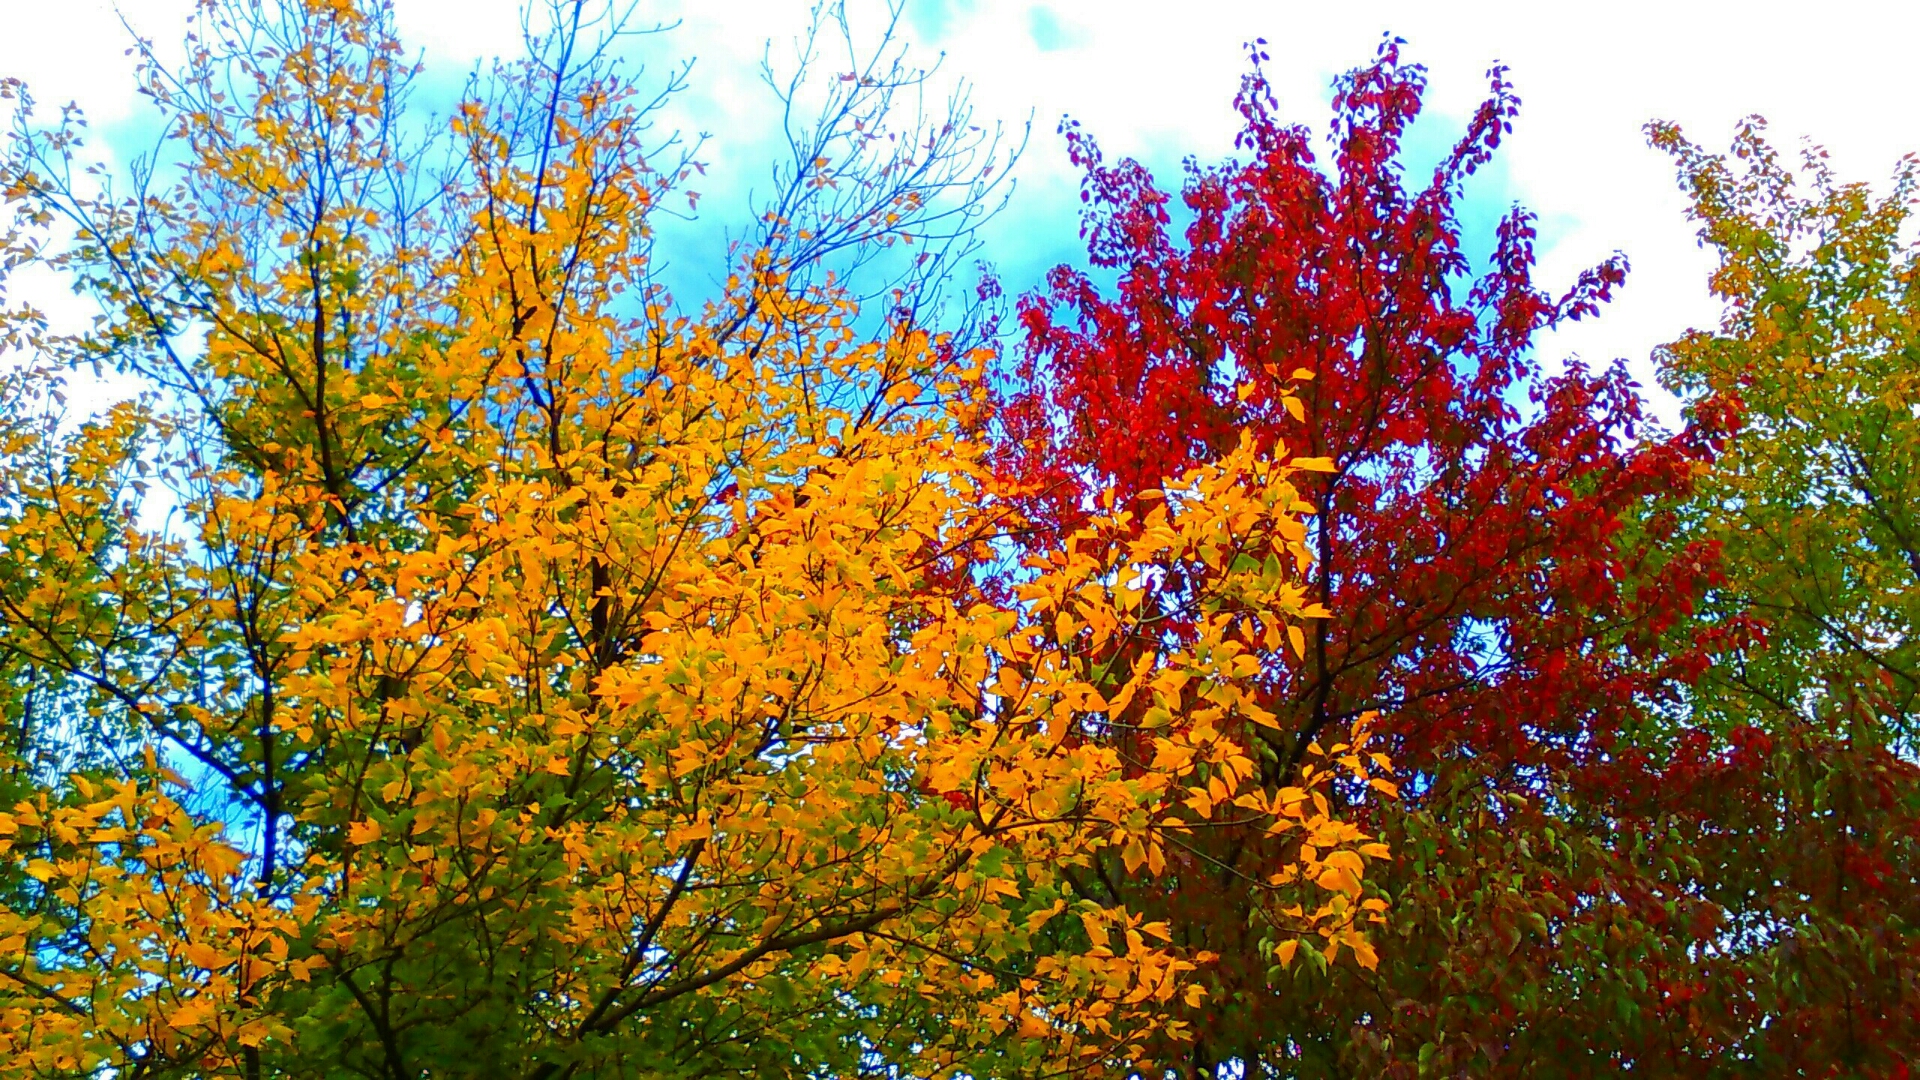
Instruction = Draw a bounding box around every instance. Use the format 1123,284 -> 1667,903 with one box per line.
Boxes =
1,3 -> 1914,1078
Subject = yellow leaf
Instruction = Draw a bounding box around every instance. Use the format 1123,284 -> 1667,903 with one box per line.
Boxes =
1315,865 -> 1361,896
1078,912 -> 1110,950
167,997 -> 214,1030
1324,849 -> 1366,877
1349,934 -> 1380,970
1026,899 -> 1066,933
347,818 -> 380,846
237,1020 -> 271,1048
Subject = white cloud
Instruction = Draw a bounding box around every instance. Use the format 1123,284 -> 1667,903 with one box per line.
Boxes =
6,0 -> 1917,424
903,0 -> 1920,418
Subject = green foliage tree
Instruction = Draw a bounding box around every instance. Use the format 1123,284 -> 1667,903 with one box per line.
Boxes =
1637,117 -> 1920,1075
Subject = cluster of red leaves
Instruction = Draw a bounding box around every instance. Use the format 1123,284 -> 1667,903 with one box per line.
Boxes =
997,38 -> 1717,767
988,37 -> 1918,1077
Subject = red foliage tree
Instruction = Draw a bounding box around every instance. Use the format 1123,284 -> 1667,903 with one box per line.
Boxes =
988,39 -> 1782,1077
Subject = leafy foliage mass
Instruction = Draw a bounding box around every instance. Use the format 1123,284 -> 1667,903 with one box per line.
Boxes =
0,3 -> 1914,1078
0,3 -> 1385,1076
989,38 -> 1920,1077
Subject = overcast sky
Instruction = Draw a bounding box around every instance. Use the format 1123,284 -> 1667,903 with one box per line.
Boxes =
6,0 -> 1918,422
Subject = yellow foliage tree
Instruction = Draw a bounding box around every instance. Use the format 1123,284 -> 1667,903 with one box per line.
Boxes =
0,2 -> 1389,1076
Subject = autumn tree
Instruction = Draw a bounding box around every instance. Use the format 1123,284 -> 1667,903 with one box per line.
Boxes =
1621,117 -> 1920,1076
990,39 -> 1743,1077
0,2 -> 1388,1078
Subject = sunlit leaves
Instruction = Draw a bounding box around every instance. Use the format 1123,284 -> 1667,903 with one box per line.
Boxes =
0,2 -> 1385,1077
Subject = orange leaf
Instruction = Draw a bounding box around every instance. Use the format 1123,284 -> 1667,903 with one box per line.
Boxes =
1274,939 -> 1300,968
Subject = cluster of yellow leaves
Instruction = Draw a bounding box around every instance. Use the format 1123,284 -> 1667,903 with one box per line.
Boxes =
0,1 -> 1394,1075
0,769 -> 305,1073
249,385 -> 1388,1072
1247,728 -> 1395,971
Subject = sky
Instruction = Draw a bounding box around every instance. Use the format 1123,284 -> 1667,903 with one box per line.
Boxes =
5,0 -> 1919,423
